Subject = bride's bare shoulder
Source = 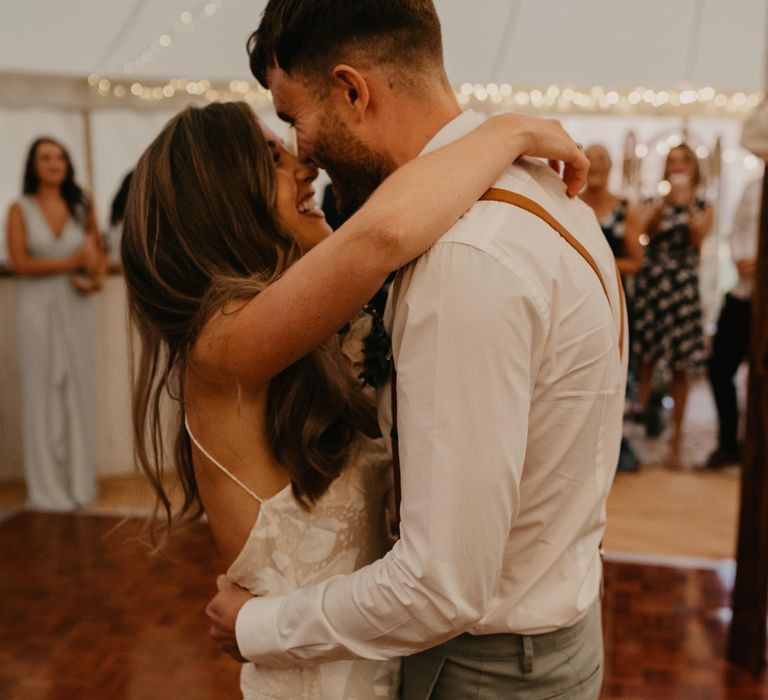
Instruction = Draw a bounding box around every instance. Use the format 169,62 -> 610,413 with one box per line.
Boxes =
189,299 -> 261,380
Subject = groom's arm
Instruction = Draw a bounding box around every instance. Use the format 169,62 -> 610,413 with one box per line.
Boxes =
231,242 -> 543,666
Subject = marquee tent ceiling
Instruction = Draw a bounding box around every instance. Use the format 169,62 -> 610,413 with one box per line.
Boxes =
2,0 -> 766,91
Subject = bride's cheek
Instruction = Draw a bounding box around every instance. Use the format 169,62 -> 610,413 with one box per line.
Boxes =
274,171 -> 297,224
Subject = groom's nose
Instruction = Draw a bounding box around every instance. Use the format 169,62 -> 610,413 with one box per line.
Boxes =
297,145 -> 318,168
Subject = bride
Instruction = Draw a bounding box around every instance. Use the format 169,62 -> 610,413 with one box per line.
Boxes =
121,101 -> 585,699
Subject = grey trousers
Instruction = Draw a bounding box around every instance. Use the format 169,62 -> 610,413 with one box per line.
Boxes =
401,600 -> 603,700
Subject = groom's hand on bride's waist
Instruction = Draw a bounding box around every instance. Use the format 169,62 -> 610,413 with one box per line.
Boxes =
206,574 -> 255,663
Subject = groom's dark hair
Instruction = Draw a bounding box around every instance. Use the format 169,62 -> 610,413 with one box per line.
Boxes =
248,0 -> 446,92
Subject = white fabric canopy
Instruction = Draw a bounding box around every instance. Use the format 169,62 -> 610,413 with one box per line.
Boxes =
1,0 -> 766,90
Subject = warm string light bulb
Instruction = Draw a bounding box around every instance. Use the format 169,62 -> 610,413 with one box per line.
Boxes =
84,76 -> 764,174
90,75 -> 272,105
450,84 -> 763,117
86,76 -> 765,132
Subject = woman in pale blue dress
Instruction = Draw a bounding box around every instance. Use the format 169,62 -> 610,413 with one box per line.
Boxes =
5,137 -> 106,510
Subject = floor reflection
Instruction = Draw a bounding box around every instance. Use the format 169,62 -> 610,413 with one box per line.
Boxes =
1,511 -> 766,699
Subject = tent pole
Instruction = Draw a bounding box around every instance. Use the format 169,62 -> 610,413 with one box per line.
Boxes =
81,108 -> 97,218
728,163 -> 768,674
726,0 -> 768,674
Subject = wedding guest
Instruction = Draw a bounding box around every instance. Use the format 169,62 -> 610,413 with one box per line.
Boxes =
121,100 -> 585,699
632,144 -> 714,467
581,145 -> 643,276
741,96 -> 768,159
5,137 -> 106,510
581,144 -> 643,471
705,174 -> 762,466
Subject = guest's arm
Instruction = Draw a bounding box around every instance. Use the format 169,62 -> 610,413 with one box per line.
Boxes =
6,203 -> 86,276
688,204 -> 714,250
70,204 -> 108,294
83,204 -> 108,288
619,203 -> 644,275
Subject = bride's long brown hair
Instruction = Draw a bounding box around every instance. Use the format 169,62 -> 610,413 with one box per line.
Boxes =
121,102 -> 376,544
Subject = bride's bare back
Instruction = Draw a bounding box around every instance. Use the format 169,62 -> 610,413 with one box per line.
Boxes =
183,369 -> 290,564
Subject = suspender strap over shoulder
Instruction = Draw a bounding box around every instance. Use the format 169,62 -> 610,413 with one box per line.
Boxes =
390,369 -> 401,538
478,187 -> 626,357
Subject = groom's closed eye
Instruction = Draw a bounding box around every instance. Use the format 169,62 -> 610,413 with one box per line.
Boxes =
276,111 -> 295,127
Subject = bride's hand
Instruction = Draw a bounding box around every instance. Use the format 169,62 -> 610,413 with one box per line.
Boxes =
492,113 -> 590,197
205,575 -> 253,663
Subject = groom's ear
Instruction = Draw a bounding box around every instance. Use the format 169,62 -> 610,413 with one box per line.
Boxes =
330,65 -> 370,120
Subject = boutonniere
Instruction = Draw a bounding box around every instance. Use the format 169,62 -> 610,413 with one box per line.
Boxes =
339,273 -> 396,388
358,304 -> 392,388
339,303 -> 392,389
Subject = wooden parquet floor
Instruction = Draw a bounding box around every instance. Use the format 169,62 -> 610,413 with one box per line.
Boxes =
602,561 -> 768,699
1,512 -> 766,699
0,511 -> 240,700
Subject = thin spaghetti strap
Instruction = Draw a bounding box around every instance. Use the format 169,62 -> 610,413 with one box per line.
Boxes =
184,415 -> 264,503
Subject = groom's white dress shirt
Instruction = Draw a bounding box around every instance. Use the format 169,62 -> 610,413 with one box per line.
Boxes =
236,110 -> 628,666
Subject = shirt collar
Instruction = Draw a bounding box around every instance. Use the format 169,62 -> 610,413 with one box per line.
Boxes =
419,110 -> 486,157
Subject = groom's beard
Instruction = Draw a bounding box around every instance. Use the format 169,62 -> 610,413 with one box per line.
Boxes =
313,114 -> 397,219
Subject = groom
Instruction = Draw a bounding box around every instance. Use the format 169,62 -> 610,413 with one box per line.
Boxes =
207,1 -> 626,697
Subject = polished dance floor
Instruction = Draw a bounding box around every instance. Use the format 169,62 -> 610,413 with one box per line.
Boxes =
1,510 -> 766,699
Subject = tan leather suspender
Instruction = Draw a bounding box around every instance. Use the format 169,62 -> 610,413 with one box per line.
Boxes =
478,187 -> 626,357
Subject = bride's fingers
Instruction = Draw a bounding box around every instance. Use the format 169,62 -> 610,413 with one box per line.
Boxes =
547,152 -> 587,198
521,118 -> 588,197
225,646 -> 248,664
562,150 -> 590,197
209,623 -> 236,648
210,625 -> 247,662
205,593 -> 230,627
210,624 -> 225,640
205,602 -> 221,627
562,163 -> 581,198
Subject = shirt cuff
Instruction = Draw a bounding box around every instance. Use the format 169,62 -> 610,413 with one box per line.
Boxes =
235,594 -> 294,667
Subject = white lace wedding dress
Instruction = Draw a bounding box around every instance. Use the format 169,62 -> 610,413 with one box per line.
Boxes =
186,421 -> 400,700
